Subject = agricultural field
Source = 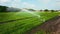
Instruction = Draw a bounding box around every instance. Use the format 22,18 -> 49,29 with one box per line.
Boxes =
0,11 -> 60,34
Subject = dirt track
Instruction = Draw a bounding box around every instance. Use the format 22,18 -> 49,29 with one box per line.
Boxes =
26,16 -> 60,34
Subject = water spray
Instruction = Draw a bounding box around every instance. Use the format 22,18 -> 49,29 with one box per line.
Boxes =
21,9 -> 40,18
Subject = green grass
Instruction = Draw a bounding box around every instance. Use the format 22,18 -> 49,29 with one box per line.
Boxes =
0,11 -> 59,34
0,12 -> 34,22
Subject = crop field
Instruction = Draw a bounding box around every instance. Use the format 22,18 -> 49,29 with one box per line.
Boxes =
0,11 -> 60,34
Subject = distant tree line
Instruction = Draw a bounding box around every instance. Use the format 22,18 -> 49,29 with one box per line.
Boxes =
40,9 -> 57,12
0,5 -> 20,12
0,5 -> 58,12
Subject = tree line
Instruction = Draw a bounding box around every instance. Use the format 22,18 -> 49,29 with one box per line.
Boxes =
0,5 -> 58,12
0,5 -> 20,12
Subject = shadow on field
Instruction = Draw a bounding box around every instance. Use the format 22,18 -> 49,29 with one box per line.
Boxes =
25,16 -> 60,34
0,17 -> 34,24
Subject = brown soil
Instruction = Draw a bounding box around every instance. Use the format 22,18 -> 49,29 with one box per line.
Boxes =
26,16 -> 60,34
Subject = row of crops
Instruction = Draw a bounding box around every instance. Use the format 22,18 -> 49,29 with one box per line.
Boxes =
0,12 -> 59,34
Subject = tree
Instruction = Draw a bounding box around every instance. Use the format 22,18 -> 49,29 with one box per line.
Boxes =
51,10 -> 55,12
0,6 -> 8,12
44,9 -> 49,12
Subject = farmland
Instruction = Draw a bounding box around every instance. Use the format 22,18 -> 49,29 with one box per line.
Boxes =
0,11 -> 60,34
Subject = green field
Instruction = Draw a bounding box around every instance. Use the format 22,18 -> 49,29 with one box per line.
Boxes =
0,11 -> 59,34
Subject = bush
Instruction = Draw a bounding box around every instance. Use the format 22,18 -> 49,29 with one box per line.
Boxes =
44,9 -> 49,12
